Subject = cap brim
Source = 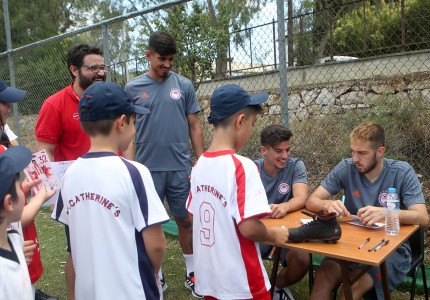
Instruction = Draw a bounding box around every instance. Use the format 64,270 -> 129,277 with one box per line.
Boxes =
0,86 -> 26,103
249,92 -> 269,105
134,106 -> 150,115
4,146 -> 32,172
0,146 -> 32,200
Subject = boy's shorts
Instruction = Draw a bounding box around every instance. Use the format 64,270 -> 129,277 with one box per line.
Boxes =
323,243 -> 411,300
150,170 -> 191,219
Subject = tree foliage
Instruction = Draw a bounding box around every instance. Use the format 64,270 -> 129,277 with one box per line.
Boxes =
133,0 -> 267,83
333,0 -> 430,56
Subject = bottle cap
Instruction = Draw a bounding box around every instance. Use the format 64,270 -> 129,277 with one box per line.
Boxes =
388,187 -> 396,193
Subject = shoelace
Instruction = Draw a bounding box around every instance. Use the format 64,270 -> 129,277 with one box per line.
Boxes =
300,210 -> 324,227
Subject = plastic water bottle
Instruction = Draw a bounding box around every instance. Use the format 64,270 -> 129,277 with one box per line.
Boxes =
385,187 -> 400,235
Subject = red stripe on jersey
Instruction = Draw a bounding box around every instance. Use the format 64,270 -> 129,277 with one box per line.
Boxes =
235,223 -> 270,298
232,155 -> 246,220
186,191 -> 192,211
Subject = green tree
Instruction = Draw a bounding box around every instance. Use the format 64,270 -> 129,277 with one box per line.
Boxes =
133,0 -> 267,82
333,0 -> 430,57
156,2 -> 217,86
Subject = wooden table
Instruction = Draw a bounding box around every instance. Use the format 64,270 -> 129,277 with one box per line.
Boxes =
262,210 -> 418,300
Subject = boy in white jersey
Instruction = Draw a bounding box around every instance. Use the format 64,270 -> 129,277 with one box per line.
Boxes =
186,84 -> 290,299
53,82 -> 169,300
0,146 -> 33,299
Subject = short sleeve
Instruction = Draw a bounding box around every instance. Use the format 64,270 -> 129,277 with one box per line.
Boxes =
4,124 -> 17,142
321,160 -> 347,195
35,100 -> 62,144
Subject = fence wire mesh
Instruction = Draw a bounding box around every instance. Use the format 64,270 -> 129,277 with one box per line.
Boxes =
1,0 -> 429,213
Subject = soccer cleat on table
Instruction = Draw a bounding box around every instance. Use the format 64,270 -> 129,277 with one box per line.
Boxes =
272,287 -> 295,300
185,272 -> 203,298
288,211 -> 341,243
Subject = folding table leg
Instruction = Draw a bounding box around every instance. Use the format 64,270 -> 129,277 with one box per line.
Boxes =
270,247 -> 281,297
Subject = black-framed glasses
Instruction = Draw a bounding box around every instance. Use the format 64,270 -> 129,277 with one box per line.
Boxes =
82,64 -> 108,73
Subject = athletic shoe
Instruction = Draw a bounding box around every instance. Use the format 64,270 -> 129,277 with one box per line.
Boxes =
35,289 -> 58,300
160,273 -> 168,292
185,272 -> 203,298
288,211 -> 341,243
273,287 -> 295,300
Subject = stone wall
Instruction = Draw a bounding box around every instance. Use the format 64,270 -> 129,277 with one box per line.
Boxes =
272,73 -> 430,121
196,50 -> 430,122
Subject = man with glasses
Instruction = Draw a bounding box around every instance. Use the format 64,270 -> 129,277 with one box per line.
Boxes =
35,43 -> 106,300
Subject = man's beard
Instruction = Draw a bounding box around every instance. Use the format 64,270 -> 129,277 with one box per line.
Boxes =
78,69 -> 106,91
356,154 -> 378,175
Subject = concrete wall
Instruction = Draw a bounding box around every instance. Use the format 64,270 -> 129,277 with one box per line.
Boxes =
196,50 -> 430,121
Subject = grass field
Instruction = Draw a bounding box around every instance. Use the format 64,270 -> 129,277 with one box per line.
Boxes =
34,208 -> 426,300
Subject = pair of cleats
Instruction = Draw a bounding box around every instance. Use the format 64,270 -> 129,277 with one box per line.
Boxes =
161,272 -> 203,298
288,210 -> 342,243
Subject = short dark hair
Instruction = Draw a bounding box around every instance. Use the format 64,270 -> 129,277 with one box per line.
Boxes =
214,105 -> 263,128
66,43 -> 103,79
81,114 -> 132,136
148,31 -> 178,56
260,125 -> 293,147
0,173 -> 19,222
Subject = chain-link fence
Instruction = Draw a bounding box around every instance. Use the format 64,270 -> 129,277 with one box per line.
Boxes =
1,0 -> 430,206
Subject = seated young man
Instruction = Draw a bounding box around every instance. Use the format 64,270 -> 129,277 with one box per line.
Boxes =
255,125 -> 309,300
307,121 -> 429,300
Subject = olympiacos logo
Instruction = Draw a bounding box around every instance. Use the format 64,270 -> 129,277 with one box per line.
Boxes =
278,182 -> 290,194
73,112 -> 80,120
170,88 -> 181,100
378,192 -> 388,206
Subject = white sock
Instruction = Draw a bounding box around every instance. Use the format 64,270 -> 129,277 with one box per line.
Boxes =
272,287 -> 281,300
183,254 -> 193,276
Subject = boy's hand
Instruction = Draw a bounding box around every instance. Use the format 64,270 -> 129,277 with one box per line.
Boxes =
269,226 -> 289,248
21,178 -> 42,197
31,184 -> 56,205
23,240 -> 37,263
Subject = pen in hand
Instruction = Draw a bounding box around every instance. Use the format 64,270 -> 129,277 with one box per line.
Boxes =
339,195 -> 345,219
374,240 -> 390,251
358,237 -> 370,249
368,239 -> 385,252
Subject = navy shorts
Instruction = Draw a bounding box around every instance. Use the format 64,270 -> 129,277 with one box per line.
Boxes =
65,225 -> 71,253
150,170 -> 191,219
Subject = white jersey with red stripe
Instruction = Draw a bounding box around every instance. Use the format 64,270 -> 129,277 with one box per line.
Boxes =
186,150 -> 272,299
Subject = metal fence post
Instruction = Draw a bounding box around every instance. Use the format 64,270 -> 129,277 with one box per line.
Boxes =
277,0 -> 288,128
102,24 -> 111,82
3,0 -> 21,143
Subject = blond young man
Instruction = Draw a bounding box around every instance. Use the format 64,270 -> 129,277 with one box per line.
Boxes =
307,121 -> 429,300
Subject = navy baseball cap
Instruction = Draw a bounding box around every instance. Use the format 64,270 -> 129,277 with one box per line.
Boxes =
208,84 -> 268,124
0,79 -> 26,103
79,82 -> 150,121
0,146 -> 32,201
